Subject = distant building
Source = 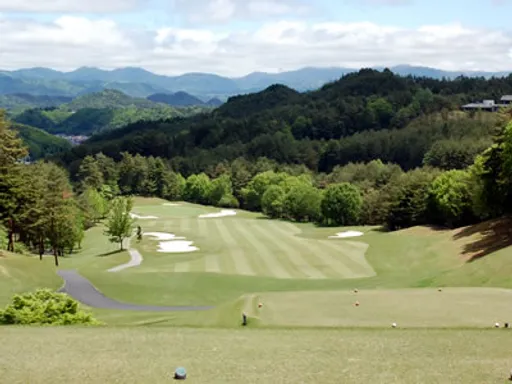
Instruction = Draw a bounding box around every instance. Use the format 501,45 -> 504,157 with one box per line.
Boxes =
500,95 -> 512,105
462,97 -> 510,112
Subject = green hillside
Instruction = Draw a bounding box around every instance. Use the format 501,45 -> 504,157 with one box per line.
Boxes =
59,69 -> 507,174
0,94 -> 72,111
12,122 -> 71,159
65,89 -> 159,110
12,90 -> 211,136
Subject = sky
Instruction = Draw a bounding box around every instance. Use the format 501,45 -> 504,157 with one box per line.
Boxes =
0,0 -> 512,76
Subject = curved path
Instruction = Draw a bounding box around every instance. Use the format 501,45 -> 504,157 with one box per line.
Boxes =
107,237 -> 143,272
57,270 -> 214,312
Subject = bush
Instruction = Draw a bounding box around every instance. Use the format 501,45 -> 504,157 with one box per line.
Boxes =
0,289 -> 101,325
218,194 -> 240,208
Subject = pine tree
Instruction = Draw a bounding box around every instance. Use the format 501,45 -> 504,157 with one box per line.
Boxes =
77,155 -> 104,191
42,163 -> 77,266
0,110 -> 29,252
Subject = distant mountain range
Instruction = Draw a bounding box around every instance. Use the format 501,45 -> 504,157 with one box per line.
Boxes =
1,65 -> 511,101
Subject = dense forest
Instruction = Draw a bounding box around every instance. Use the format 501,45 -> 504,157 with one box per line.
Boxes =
57,69 -> 512,175
12,122 -> 71,159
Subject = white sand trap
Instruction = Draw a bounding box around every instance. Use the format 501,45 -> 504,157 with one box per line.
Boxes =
158,240 -> 199,253
130,213 -> 158,220
199,210 -> 237,219
163,203 -> 181,206
329,231 -> 364,239
143,232 -> 185,241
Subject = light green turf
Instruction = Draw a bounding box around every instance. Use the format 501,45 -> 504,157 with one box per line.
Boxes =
3,197 -> 512,329
1,327 -> 511,384
130,201 -> 375,280
242,288 -> 512,328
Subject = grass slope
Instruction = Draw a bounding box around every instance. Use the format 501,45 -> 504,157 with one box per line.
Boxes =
1,327 -> 511,384
0,252 -> 61,306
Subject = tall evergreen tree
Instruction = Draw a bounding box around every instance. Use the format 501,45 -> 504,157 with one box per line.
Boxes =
0,110 -> 29,252
77,155 -> 104,191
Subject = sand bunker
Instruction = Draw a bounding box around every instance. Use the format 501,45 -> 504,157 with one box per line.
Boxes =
163,203 -> 181,206
158,240 -> 199,253
329,231 -> 364,239
130,213 -> 158,220
144,232 -> 198,253
143,232 -> 185,241
199,210 -> 237,219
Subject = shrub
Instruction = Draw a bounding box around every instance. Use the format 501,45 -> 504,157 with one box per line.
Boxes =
218,194 -> 240,208
0,289 -> 101,325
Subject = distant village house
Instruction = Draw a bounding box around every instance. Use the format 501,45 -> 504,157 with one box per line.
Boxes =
462,95 -> 512,112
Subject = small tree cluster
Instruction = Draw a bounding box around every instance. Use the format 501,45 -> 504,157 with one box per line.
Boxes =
0,112 -> 84,265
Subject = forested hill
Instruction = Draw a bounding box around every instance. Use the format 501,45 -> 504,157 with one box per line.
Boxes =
65,89 -> 158,110
11,122 -> 71,159
57,69 -> 512,175
11,89 -> 212,136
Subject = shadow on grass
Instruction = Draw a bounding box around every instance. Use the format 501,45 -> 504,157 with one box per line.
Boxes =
453,217 -> 512,262
97,250 -> 124,258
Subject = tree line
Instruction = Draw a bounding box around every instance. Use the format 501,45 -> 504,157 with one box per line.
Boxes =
3,108 -> 512,264
73,108 -> 512,231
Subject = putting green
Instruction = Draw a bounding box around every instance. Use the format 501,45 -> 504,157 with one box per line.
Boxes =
132,203 -> 375,280
242,288 -> 512,328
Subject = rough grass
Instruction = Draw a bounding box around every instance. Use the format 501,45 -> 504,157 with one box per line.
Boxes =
0,252 -> 61,307
1,327 -> 511,384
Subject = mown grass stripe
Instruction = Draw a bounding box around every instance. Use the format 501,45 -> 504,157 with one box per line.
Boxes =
173,260 -> 190,273
214,219 -> 255,276
234,220 -> 293,279
197,217 -> 209,237
267,221 -> 355,279
227,220 -> 271,277
323,240 -> 373,275
205,219 -> 235,275
321,240 -> 375,277
264,221 -> 327,279
179,217 -> 191,234
196,218 -> 216,271
245,221 -> 304,279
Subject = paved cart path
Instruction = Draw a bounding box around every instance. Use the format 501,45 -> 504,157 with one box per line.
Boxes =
57,270 -> 213,312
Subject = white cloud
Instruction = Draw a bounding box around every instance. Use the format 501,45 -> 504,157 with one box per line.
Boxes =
1,16 -> 512,76
172,0 -> 310,23
0,0 -> 139,13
